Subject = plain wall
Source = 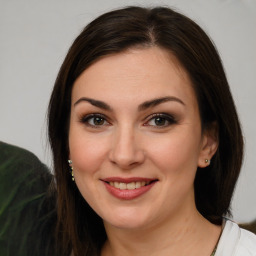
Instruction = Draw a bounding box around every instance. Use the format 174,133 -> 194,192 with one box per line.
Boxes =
0,0 -> 255,223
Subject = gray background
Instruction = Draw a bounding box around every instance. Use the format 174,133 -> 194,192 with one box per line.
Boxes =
0,0 -> 255,223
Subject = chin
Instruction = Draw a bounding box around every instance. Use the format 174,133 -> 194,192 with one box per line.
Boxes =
102,207 -> 154,230
107,218 -> 148,230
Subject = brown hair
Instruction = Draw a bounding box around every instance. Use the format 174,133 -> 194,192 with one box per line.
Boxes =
48,6 -> 243,256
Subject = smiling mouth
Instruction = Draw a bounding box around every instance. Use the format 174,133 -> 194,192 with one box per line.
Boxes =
101,177 -> 158,190
101,178 -> 158,200
107,180 -> 156,190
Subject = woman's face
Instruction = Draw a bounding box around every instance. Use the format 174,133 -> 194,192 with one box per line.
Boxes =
69,47 -> 214,230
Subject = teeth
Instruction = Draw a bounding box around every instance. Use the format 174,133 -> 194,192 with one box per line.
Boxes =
114,181 -> 120,189
135,181 -> 142,189
109,181 -> 151,190
119,183 -> 126,190
127,182 -> 135,190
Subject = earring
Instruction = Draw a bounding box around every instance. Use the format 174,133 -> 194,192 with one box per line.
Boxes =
68,160 -> 75,181
205,159 -> 211,165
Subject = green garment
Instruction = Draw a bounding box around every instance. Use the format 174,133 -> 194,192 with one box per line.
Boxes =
0,142 -> 56,256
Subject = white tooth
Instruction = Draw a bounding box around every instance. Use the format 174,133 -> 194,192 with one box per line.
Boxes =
110,181 -> 150,190
127,182 -> 136,190
119,182 -> 127,190
114,182 -> 120,189
135,181 -> 142,189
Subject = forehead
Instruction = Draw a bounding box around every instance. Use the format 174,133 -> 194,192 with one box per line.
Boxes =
71,47 -> 197,108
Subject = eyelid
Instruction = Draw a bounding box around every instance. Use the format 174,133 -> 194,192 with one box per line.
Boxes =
143,113 -> 177,127
79,113 -> 111,127
78,112 -> 177,128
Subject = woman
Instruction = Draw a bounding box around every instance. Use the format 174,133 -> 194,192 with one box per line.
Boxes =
48,6 -> 256,256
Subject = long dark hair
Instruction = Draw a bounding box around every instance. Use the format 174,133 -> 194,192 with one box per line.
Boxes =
48,6 -> 243,256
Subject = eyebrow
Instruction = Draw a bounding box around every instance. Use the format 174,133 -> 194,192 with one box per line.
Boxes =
74,96 -> 185,111
74,97 -> 112,111
138,96 -> 185,111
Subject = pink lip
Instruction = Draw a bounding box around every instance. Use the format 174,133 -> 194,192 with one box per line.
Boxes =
101,177 -> 158,200
102,177 -> 156,183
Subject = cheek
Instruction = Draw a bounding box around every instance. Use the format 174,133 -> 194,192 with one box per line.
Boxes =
147,130 -> 202,174
69,133 -> 109,206
69,131 -> 109,175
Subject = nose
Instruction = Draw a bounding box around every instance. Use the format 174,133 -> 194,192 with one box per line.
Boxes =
108,126 -> 145,170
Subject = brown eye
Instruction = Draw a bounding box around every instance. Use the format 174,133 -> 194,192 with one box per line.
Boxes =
80,114 -> 110,127
154,117 -> 167,126
145,113 -> 176,127
93,117 -> 105,125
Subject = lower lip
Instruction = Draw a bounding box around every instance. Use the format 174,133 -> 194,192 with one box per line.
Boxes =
103,181 -> 157,200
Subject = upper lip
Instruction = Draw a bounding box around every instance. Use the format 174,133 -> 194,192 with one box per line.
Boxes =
101,177 -> 158,183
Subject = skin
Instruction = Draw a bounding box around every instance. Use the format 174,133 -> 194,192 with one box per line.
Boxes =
69,47 -> 221,255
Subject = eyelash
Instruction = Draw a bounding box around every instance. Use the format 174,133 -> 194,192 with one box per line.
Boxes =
79,113 -> 110,128
144,113 -> 177,128
79,113 -> 177,128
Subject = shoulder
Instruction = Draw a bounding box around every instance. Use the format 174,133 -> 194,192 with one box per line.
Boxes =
0,141 -> 55,256
237,227 -> 256,255
0,141 -> 52,198
216,219 -> 256,256
0,141 -> 47,170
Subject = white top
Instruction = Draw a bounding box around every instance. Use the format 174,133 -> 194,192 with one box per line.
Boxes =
215,219 -> 256,256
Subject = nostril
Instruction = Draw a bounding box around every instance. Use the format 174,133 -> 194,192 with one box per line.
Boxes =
108,139 -> 145,169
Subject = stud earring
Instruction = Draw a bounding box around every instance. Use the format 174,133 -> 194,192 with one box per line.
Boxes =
68,160 -> 75,181
205,159 -> 211,165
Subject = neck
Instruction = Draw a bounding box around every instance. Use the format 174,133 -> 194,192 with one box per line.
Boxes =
101,207 -> 221,256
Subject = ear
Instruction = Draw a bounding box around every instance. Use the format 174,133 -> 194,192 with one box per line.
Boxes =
198,122 -> 219,168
